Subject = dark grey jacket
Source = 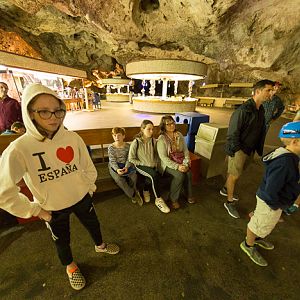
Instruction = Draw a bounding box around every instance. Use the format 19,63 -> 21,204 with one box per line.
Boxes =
225,99 -> 266,157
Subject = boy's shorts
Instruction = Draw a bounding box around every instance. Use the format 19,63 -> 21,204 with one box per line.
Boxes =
228,150 -> 252,177
248,196 -> 282,238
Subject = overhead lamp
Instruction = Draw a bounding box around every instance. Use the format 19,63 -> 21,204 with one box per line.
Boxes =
126,59 -> 206,81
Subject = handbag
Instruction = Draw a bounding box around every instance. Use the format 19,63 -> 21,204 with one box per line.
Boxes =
169,151 -> 185,164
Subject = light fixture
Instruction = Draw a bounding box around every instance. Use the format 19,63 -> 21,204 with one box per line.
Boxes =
126,59 -> 207,99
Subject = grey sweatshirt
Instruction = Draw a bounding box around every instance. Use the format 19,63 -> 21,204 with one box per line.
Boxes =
128,137 -> 157,168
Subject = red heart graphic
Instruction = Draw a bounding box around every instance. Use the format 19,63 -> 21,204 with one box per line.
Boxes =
56,146 -> 74,164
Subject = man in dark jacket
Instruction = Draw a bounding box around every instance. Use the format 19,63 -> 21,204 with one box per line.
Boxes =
0,82 -> 23,133
220,79 -> 274,218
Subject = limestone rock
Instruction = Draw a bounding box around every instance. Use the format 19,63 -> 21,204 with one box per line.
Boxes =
0,0 -> 299,92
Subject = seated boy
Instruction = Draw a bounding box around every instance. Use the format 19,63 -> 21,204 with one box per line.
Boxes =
108,127 -> 143,205
240,121 -> 300,266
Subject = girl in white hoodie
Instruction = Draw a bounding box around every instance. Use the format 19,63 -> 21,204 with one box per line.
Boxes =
0,83 -> 119,291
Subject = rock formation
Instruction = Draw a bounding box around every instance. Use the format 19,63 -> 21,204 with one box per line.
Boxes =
0,0 -> 299,95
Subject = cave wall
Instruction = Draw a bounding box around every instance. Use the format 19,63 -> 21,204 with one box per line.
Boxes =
0,0 -> 299,98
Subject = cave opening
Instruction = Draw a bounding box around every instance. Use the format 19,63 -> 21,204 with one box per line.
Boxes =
140,0 -> 160,13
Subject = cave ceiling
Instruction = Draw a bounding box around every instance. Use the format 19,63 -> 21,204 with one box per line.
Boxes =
0,0 -> 299,92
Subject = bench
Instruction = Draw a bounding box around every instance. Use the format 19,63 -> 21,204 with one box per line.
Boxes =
197,98 -> 215,107
223,99 -> 245,109
0,123 -> 200,225
0,124 -> 189,193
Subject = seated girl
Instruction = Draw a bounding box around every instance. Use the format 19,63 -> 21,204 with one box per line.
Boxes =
128,120 -> 170,214
157,115 -> 196,210
108,127 -> 142,205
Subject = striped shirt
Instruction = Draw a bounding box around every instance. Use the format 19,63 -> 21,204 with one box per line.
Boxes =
108,143 -> 131,171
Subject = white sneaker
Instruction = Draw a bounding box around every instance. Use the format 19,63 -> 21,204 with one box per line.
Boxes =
143,190 -> 151,203
155,198 -> 170,213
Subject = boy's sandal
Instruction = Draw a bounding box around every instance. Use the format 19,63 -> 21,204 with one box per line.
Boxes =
95,243 -> 120,255
67,267 -> 86,290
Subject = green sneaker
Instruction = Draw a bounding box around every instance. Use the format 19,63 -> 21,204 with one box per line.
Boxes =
240,241 -> 268,267
254,239 -> 274,250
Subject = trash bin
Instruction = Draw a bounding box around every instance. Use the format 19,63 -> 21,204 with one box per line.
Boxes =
194,123 -> 228,178
175,112 -> 210,152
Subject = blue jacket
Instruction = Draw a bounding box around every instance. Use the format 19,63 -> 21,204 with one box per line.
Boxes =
257,147 -> 300,210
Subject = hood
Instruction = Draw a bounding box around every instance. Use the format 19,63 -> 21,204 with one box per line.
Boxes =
262,147 -> 294,164
21,83 -> 66,140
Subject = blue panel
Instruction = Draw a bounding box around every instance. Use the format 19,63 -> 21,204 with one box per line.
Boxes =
175,112 -> 210,135
184,134 -> 196,153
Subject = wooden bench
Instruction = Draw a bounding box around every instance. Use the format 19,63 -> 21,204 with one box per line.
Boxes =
0,124 -> 189,193
223,99 -> 245,109
198,98 -> 215,107
0,123 -> 199,225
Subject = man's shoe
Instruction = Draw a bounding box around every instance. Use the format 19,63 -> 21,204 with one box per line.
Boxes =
224,202 -> 240,218
155,198 -> 170,213
240,241 -> 268,267
143,190 -> 151,203
220,187 -> 239,201
254,239 -> 274,250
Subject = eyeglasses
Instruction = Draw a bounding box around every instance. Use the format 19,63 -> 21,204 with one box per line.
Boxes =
30,109 -> 66,120
166,122 -> 175,126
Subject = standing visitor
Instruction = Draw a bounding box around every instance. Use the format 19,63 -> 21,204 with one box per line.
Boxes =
240,121 -> 300,266
263,81 -> 285,131
220,79 -> 274,218
0,82 -> 23,133
0,83 -> 119,290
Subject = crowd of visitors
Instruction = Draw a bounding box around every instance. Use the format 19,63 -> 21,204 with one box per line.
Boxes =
0,80 -> 299,290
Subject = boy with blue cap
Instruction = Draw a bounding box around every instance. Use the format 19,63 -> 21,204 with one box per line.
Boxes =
240,121 -> 300,266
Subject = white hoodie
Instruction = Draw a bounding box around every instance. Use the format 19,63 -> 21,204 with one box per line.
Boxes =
0,84 -> 97,218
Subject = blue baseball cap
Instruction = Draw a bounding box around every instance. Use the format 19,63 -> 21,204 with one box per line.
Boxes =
279,121 -> 300,138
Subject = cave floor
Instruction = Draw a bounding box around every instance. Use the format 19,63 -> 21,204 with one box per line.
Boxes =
0,102 -> 299,299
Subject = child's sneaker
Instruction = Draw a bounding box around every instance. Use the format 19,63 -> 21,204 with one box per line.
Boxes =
143,190 -> 151,203
95,243 -> 120,255
155,197 -> 170,213
240,241 -> 268,267
284,204 -> 299,215
254,239 -> 274,250
220,186 -> 239,201
134,191 -> 143,206
67,266 -> 86,290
